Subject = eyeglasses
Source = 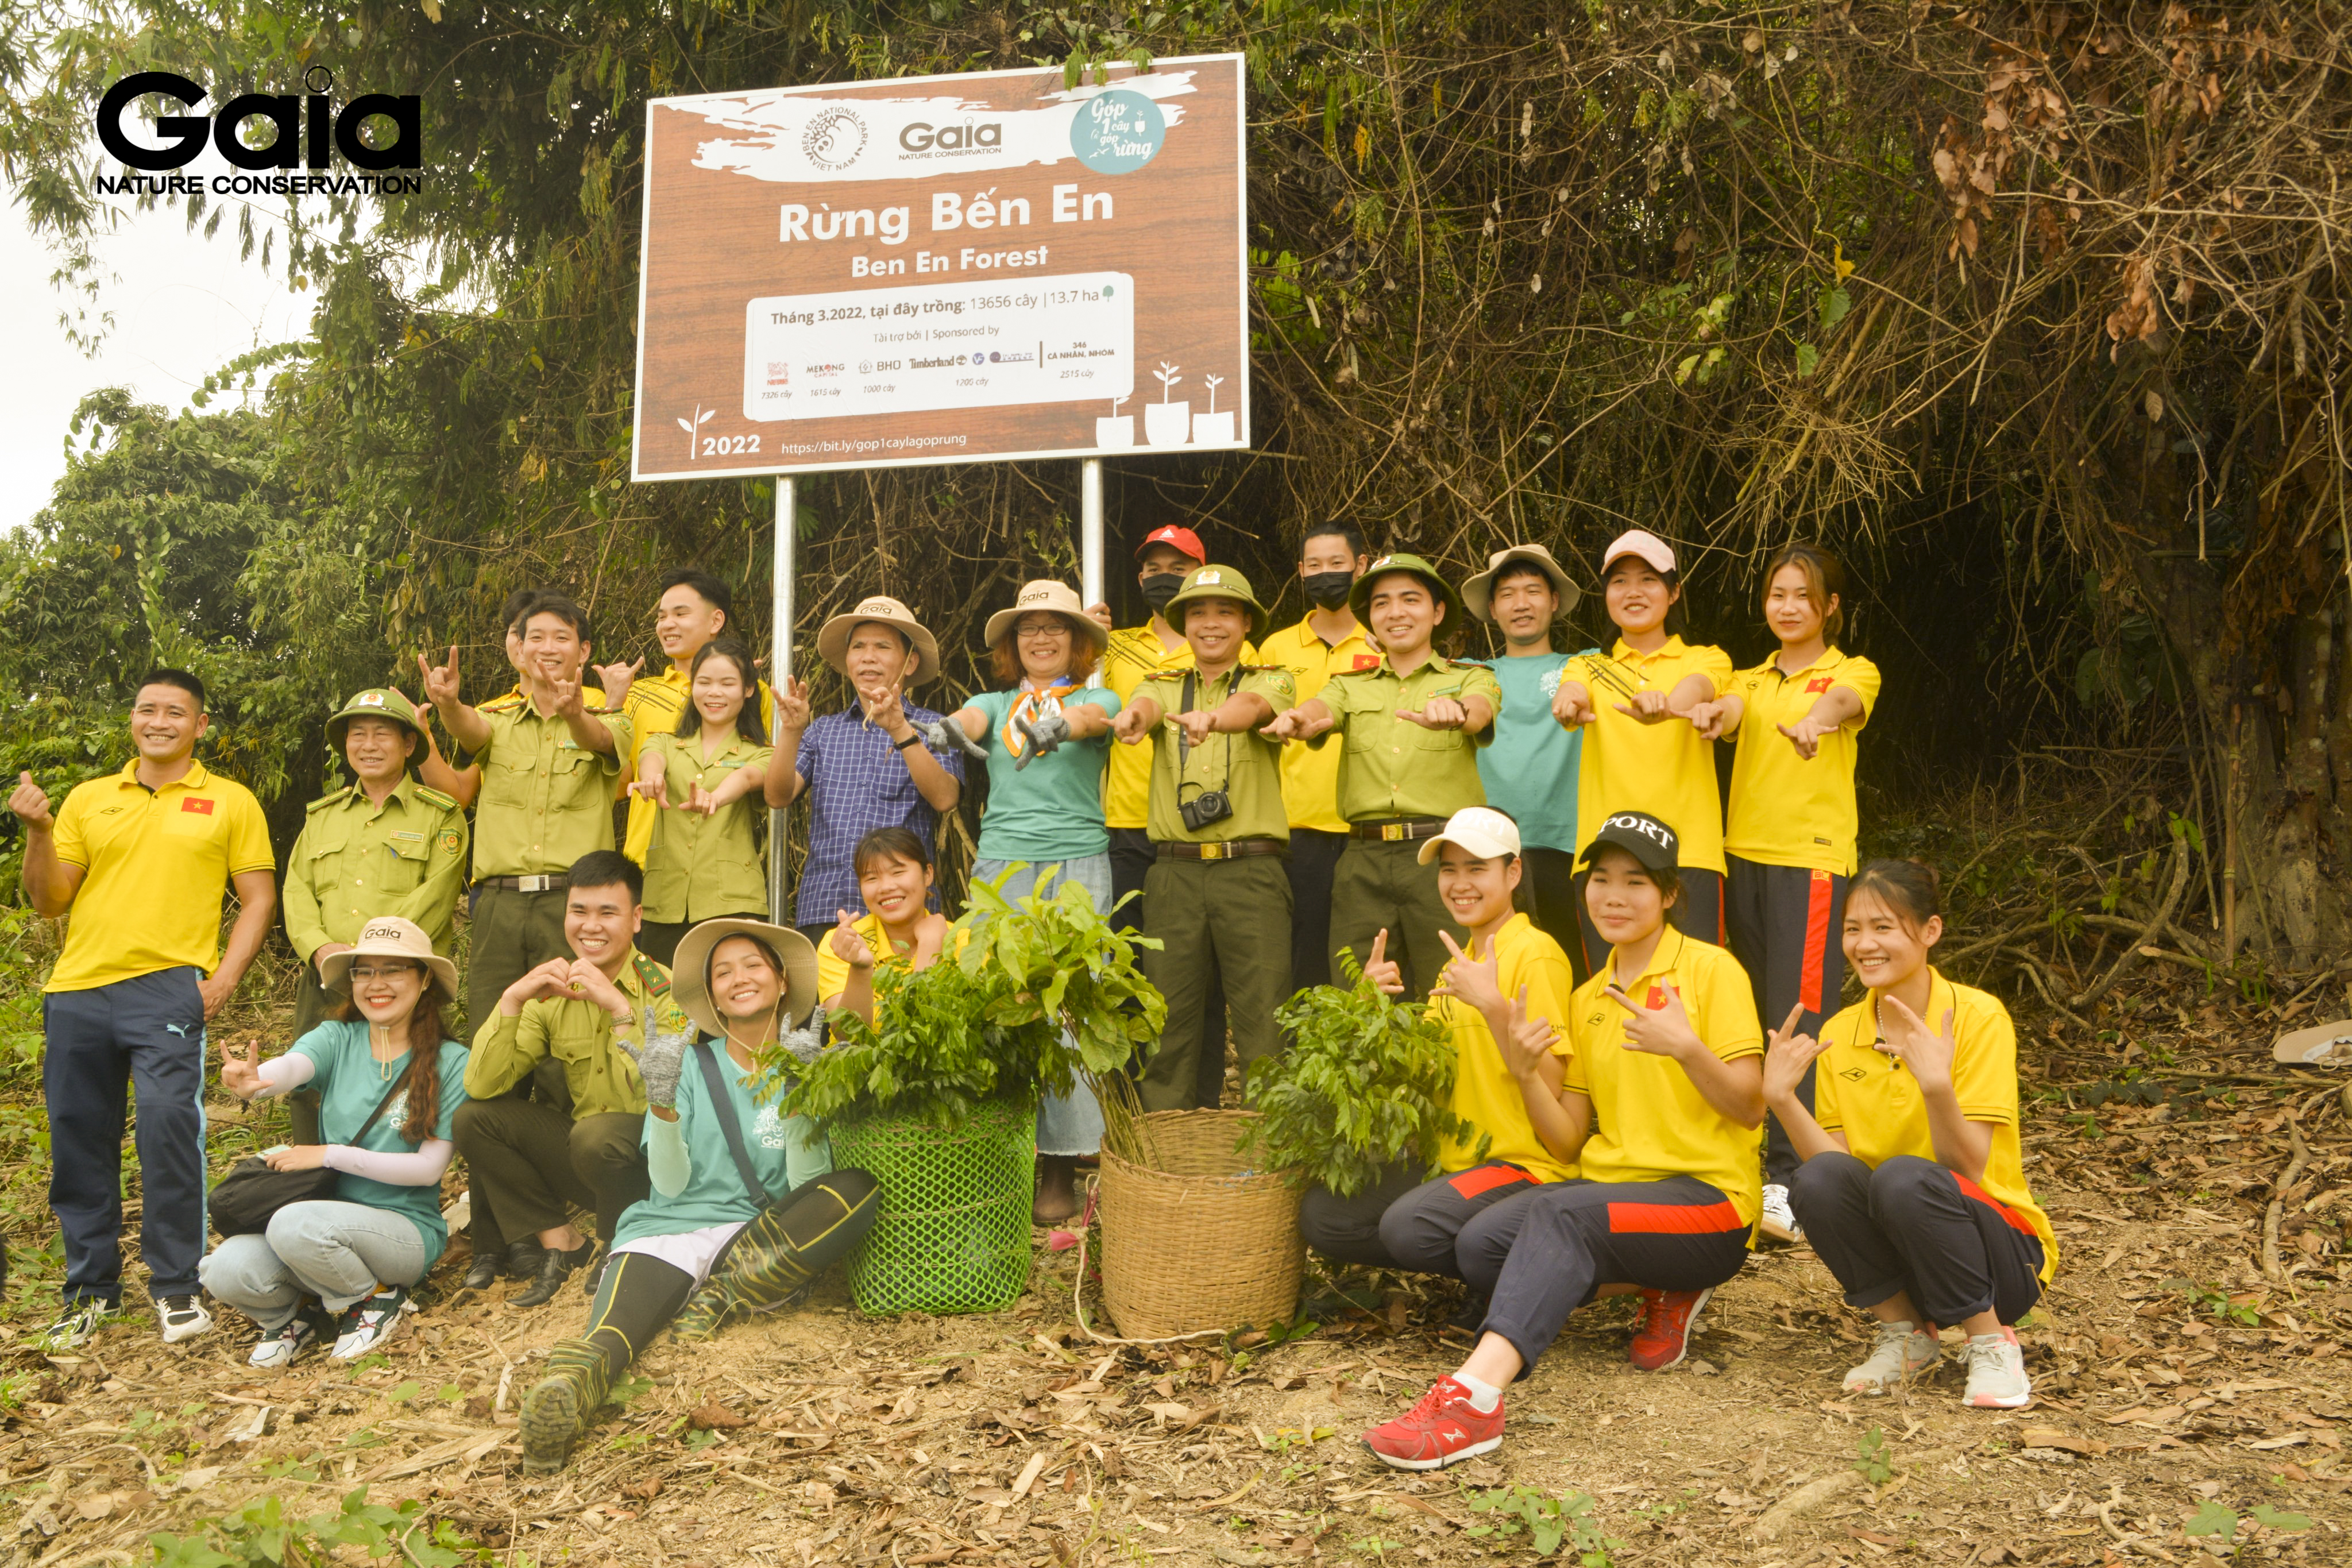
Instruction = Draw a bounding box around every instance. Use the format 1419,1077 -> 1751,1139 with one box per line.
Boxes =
1016,621 -> 1072,640
349,964 -> 422,982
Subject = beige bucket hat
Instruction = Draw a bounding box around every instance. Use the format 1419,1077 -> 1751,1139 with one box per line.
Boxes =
1461,544 -> 1583,623
815,594 -> 943,685
670,918 -> 823,1038
982,581 -> 1110,655
320,916 -> 459,996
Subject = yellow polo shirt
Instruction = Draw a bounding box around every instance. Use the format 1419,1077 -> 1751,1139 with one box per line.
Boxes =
620,668 -> 777,864
1427,913 -> 1579,1183
1722,648 -> 1881,875
47,759 -> 275,992
1565,929 -> 1764,1225
1571,636 -> 1733,875
1100,625 -> 1256,831
1256,615 -> 1381,833
1813,969 -> 2056,1278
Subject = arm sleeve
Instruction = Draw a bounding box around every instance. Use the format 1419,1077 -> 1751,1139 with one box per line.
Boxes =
1952,995 -> 2020,1125
1302,678 -> 1351,750
1839,656 -> 1883,731
280,824 -> 328,961
1245,669 -> 1296,717
227,789 -> 275,875
1461,666 -> 1504,748
391,813 -> 469,940
323,1138 -> 455,1186
1701,952 -> 1765,1061
51,787 -> 89,869
1518,949 -> 1578,1056
596,711 -> 632,774
465,1008 -> 548,1099
647,1110 -> 692,1198
795,723 -> 817,784
1075,686 -> 1122,718
252,1052 -> 318,1099
1812,1044 -> 1845,1131
1694,643 -> 1735,690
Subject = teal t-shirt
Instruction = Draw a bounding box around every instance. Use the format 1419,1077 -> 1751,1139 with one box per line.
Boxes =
289,1021 -> 470,1270
965,686 -> 1122,861
611,1042 -> 831,1246
1474,651 -> 1589,855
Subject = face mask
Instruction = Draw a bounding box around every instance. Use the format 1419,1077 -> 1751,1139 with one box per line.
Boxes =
1140,572 -> 1187,613
1303,570 -> 1355,609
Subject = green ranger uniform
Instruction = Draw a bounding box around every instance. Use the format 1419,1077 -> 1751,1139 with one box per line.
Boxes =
464,697 -> 633,1037
1130,567 -> 1299,1112
634,729 -> 774,964
1306,555 -> 1501,1001
457,950 -> 687,1252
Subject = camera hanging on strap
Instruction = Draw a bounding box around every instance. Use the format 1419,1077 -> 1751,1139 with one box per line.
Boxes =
1175,669 -> 1235,832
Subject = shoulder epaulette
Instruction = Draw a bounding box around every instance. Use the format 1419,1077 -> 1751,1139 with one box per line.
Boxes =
413,784 -> 459,811
632,952 -> 673,998
304,786 -> 354,812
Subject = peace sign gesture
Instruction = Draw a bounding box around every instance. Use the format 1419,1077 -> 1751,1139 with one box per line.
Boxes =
417,646 -> 463,708
1761,1001 -> 1825,1108
1876,995 -> 1958,1094
1430,928 -> 1503,1015
1604,980 -> 1703,1063
1494,984 -> 1562,1082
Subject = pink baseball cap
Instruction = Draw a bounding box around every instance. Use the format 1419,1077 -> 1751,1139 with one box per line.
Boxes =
1136,526 -> 1207,563
1601,529 -> 1677,576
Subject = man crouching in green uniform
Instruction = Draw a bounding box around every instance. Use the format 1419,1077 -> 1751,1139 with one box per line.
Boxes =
281,689 -> 468,1141
1260,554 -> 1499,1002
1112,565 -> 1297,1111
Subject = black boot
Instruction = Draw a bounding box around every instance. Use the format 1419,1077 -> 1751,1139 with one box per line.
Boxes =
510,1242 -> 593,1308
504,1239 -> 549,1280
460,1248 -> 500,1293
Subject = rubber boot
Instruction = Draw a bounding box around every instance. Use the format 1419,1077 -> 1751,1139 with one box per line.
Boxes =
673,1173 -> 880,1341
519,1337 -> 615,1476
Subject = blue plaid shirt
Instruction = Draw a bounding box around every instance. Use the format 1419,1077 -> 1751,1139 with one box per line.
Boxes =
791,703 -> 962,925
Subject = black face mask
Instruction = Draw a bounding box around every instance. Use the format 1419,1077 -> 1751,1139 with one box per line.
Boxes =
1140,572 -> 1187,613
1303,570 -> 1355,609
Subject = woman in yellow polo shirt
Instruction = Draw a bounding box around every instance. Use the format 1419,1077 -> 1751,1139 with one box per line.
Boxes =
1763,859 -> 2051,1410
1361,811 -> 1763,1472
1297,808 -> 1579,1295
627,638 -> 773,967
816,827 -> 950,1021
1686,543 -> 1882,1242
1550,531 -> 1732,963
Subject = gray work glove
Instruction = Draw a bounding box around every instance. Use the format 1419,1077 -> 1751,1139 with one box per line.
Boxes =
1013,711 -> 1072,771
620,1003 -> 693,1111
778,1005 -> 829,1066
920,717 -> 987,762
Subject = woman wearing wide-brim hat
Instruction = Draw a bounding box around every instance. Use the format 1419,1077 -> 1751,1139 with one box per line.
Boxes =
207,917 -> 473,1369
937,580 -> 1123,1223
519,916 -> 878,1476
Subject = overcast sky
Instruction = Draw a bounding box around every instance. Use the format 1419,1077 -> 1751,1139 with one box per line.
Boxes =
1,157 -> 316,534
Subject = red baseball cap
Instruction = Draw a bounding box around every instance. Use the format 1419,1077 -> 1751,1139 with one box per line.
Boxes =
1136,526 -> 1206,563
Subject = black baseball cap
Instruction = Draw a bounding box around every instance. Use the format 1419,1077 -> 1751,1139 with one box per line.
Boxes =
1577,810 -> 1680,874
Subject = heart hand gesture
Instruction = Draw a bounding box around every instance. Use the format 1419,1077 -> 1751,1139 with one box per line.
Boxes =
7,771 -> 51,829
829,909 -> 876,972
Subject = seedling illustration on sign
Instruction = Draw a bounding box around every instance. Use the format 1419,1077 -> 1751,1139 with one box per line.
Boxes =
631,56 -> 1247,480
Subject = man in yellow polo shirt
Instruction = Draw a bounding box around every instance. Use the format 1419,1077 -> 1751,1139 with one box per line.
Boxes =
1255,522 -> 1377,998
590,569 -> 775,869
11,669 -> 277,1350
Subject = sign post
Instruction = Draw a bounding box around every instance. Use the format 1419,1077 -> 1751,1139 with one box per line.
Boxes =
768,474 -> 795,921
630,55 -> 1249,920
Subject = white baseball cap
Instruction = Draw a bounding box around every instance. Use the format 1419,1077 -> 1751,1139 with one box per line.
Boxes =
1417,806 -> 1524,864
1600,528 -> 1677,576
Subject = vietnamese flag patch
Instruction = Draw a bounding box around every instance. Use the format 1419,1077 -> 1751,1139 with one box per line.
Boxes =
180,797 -> 215,815
1353,654 -> 1382,670
1645,983 -> 1672,1010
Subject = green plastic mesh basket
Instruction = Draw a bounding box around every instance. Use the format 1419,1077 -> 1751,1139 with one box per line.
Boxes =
827,1096 -> 1037,1315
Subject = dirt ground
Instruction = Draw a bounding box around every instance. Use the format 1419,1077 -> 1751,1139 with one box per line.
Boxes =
3,1009 -> 2347,1568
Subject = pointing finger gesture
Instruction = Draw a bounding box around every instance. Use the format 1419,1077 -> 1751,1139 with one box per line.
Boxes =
1358,928 -> 1404,997
1551,679 -> 1596,728
1762,1002 -> 1825,1106
1605,980 -> 1702,1061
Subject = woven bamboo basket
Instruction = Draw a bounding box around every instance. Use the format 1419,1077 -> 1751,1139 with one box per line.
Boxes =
1098,1109 -> 1303,1338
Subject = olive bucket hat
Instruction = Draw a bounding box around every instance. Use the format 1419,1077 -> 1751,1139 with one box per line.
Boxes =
326,688 -> 428,752
1163,563 -> 1270,643
1347,552 -> 1466,635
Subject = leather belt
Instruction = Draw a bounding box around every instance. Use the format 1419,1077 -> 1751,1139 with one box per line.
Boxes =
1156,839 -> 1287,862
476,874 -> 563,892
1351,817 -> 1447,843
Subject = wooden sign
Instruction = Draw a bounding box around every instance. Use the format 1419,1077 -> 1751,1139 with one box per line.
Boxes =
632,55 -> 1249,481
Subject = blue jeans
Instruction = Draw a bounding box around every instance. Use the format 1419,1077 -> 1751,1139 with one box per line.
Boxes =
969,855 -> 1110,1157
200,1201 -> 430,1329
44,967 -> 208,1303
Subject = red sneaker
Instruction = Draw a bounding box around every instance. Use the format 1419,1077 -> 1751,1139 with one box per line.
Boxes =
1628,1286 -> 1713,1370
1360,1376 -> 1505,1471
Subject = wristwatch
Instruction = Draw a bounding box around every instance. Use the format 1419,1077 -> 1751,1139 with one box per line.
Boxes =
893,732 -> 921,751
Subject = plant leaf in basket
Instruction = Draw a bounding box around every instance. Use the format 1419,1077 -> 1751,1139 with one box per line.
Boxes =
1238,949 -> 1482,1196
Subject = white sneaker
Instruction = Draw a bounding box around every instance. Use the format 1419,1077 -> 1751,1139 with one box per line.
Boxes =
1961,1327 -> 2032,1408
249,1315 -> 320,1369
1759,1183 -> 1803,1243
36,1299 -> 107,1353
157,1295 -> 213,1345
1843,1319 -> 1941,1395
331,1286 -> 407,1361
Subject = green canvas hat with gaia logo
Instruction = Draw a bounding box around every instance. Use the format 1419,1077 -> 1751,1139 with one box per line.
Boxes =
326,688 -> 428,751
1164,563 -> 1270,643
1347,552 -> 1466,635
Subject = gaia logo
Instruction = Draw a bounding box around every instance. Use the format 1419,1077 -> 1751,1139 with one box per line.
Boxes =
94,68 -> 422,195
801,106 -> 866,171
